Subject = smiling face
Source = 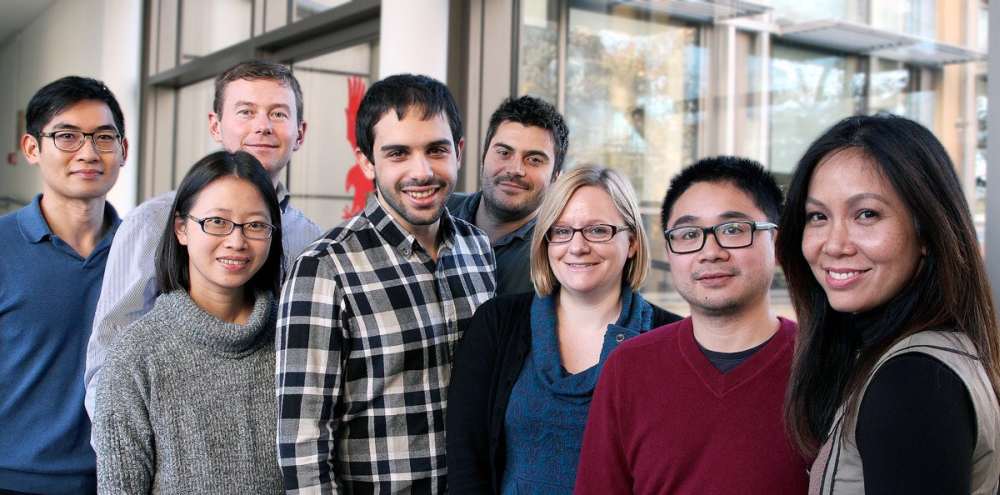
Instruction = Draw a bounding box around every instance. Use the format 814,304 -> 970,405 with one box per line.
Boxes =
358,109 -> 462,236
548,185 -> 636,301
209,78 -> 305,180
175,175 -> 272,301
480,121 -> 557,222
22,99 -> 126,202
801,149 -> 923,313
665,181 -> 776,317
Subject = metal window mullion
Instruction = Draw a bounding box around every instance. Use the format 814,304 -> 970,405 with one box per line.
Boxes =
557,0 -> 568,113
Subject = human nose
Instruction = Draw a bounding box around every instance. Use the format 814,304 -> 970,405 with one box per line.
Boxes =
253,112 -> 273,134
821,220 -> 855,257
567,229 -> 591,254
75,135 -> 101,160
223,226 -> 249,249
413,153 -> 434,179
697,230 -> 729,262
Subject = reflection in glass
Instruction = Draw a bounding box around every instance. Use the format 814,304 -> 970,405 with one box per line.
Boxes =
768,44 -> 863,176
766,0 -> 859,23
518,0 -> 560,104
180,0 -> 252,62
294,0 -> 351,22
564,3 -> 702,207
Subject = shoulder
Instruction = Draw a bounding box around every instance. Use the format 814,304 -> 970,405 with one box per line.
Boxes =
616,317 -> 688,354
448,215 -> 492,254
105,305 -> 172,370
296,214 -> 374,260
476,292 -> 534,318
446,192 -> 474,217
281,203 -> 323,237
116,192 -> 175,237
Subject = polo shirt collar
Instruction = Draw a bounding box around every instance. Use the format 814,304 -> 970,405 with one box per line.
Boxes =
451,190 -> 483,221
17,194 -> 122,245
453,190 -> 536,248
364,195 -> 456,257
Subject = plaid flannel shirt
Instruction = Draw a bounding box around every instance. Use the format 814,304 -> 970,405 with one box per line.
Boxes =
276,197 -> 496,494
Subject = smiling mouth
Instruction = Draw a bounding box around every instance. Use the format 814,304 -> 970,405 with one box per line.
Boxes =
218,258 -> 249,266
404,187 -> 440,199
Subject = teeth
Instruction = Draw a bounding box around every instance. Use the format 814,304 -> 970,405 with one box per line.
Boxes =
219,259 -> 248,265
406,189 -> 437,199
829,271 -> 859,280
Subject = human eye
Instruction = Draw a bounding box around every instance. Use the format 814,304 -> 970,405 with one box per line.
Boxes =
95,132 -> 117,143
586,224 -> 613,239
805,211 -> 827,224
527,155 -> 547,166
428,145 -> 450,157
246,221 -> 271,233
719,222 -> 749,237
235,108 -> 254,118
548,226 -> 573,241
494,147 -> 510,158
269,110 -> 289,121
53,131 -> 81,142
855,209 -> 880,223
669,227 -> 698,241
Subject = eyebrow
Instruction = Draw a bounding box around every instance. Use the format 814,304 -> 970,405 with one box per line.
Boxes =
203,208 -> 270,218
670,210 -> 753,228
806,193 -> 890,209
49,123 -> 118,132
493,141 -> 552,160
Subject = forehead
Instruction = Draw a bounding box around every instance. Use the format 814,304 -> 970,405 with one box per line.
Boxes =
490,121 -> 555,152
557,185 -> 622,221
372,109 -> 453,145
810,148 -> 891,195
669,180 -> 765,225
191,175 -> 269,212
222,78 -> 295,107
45,99 -> 116,129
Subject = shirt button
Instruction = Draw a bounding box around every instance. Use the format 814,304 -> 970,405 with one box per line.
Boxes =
615,334 -> 625,343
402,248 -> 410,256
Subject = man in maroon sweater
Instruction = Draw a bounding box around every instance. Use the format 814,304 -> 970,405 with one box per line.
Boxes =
575,156 -> 809,494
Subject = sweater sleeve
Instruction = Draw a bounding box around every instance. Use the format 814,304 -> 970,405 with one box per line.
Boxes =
93,344 -> 156,494
574,350 -> 632,494
446,299 -> 502,494
856,353 -> 976,495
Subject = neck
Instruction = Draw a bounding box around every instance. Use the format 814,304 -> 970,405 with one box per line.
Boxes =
556,283 -> 624,329
188,284 -> 253,324
474,199 -> 535,243
38,190 -> 109,258
690,293 -> 779,353
377,195 -> 442,260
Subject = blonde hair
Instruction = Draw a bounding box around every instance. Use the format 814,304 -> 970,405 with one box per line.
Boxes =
530,165 -> 650,296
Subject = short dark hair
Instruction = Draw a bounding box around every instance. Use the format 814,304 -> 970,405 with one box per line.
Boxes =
26,76 -> 126,140
355,74 -> 462,164
660,156 -> 783,234
156,151 -> 284,297
482,95 -> 569,174
214,60 -> 304,123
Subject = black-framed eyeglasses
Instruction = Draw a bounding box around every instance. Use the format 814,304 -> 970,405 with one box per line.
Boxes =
39,130 -> 122,153
545,224 -> 631,244
664,221 -> 777,254
186,215 -> 277,240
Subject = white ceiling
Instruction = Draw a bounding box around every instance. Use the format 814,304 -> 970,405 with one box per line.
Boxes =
0,0 -> 56,45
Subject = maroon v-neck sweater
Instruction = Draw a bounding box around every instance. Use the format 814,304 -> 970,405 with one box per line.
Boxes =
575,317 -> 809,495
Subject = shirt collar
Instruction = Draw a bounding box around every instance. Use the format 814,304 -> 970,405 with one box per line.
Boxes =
17,193 -> 122,244
275,181 -> 291,212
454,190 -> 535,247
363,195 -> 456,257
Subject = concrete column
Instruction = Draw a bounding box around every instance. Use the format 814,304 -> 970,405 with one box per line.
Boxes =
987,0 -> 1000,305
378,0 -> 450,81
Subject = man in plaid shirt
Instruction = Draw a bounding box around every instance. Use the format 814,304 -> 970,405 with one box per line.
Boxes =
275,74 -> 496,493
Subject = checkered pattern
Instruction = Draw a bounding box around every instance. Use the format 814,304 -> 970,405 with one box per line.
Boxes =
276,197 -> 495,494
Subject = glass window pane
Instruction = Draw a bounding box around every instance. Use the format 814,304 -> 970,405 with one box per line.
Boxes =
180,0 -> 252,63
564,2 -> 702,207
768,44 -> 863,179
174,79 -> 219,186
765,0 -> 861,23
294,0 -> 351,22
289,43 -> 376,229
868,58 -> 934,128
870,0 -> 935,37
518,0 -> 560,104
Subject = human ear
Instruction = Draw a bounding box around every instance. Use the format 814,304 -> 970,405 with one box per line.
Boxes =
20,134 -> 41,164
174,216 -> 189,246
357,148 -> 376,181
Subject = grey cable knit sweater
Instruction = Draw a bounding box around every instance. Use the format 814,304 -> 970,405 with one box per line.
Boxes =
93,290 -> 282,494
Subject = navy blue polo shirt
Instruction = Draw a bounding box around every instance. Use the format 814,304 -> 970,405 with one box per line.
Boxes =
0,194 -> 120,494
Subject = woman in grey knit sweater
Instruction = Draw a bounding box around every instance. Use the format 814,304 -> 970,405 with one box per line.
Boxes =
94,151 -> 286,494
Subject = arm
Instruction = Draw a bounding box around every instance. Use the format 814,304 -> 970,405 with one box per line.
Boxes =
574,352 -> 632,494
93,347 -> 156,494
86,202 -> 167,420
856,354 -> 976,495
446,299 -> 502,494
276,254 -> 345,493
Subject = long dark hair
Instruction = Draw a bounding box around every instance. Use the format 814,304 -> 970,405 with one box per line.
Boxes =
778,114 -> 1000,456
156,151 -> 284,297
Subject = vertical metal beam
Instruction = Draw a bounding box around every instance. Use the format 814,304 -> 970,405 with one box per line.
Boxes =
986,0 -> 1000,306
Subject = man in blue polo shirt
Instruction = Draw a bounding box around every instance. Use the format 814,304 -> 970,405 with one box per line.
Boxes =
0,76 -> 127,494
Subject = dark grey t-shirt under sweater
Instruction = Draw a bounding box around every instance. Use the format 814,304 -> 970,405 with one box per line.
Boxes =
94,290 -> 282,494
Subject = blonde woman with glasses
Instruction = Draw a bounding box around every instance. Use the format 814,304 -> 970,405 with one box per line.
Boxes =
447,165 -> 681,494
